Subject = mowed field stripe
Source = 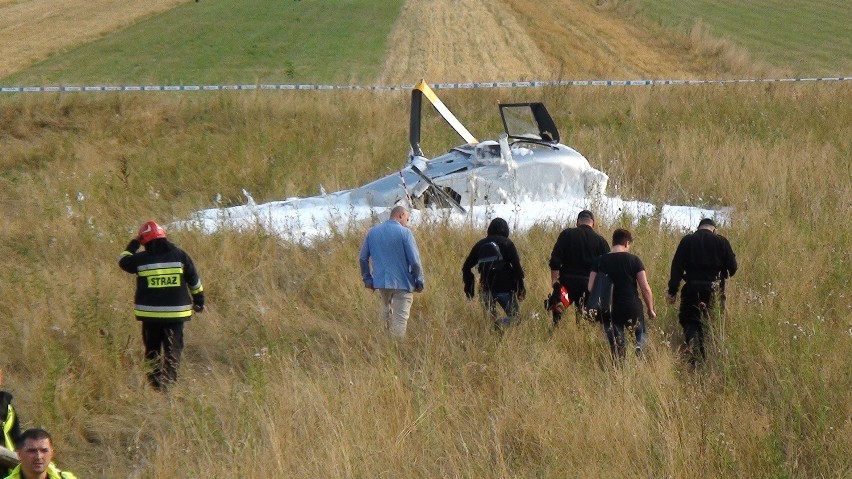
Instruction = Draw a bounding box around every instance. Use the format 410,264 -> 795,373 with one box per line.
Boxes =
0,0 -> 185,78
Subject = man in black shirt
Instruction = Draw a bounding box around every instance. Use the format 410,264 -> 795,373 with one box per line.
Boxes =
548,210 -> 610,326
666,218 -> 738,365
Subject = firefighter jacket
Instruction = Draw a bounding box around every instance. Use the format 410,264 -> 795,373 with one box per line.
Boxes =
118,238 -> 204,321
0,392 -> 19,452
4,464 -> 78,479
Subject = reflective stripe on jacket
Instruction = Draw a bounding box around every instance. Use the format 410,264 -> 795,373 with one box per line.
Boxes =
118,239 -> 203,321
2,404 -> 14,451
4,463 -> 78,479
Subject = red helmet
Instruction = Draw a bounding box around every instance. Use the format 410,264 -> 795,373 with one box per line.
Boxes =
551,285 -> 572,313
138,221 -> 167,245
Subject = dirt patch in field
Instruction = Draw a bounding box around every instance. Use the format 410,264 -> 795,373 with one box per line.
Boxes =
377,0 -> 737,84
0,0 -> 186,78
376,0 -> 555,84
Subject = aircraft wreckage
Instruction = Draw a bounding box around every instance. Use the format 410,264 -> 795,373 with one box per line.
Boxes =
347,80 -> 608,212
182,81 -> 727,240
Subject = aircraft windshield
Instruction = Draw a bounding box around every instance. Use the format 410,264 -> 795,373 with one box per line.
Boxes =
500,103 -> 560,143
501,105 -> 541,140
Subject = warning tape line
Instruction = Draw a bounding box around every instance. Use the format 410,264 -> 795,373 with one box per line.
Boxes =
0,77 -> 849,93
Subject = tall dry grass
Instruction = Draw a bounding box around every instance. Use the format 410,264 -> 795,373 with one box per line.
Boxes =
0,83 -> 849,477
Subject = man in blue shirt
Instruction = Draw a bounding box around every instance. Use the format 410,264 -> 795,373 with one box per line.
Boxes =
359,205 -> 425,338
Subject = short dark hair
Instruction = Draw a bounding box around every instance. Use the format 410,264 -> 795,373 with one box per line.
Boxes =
612,228 -> 633,247
16,428 -> 52,449
698,218 -> 717,229
577,210 -> 594,221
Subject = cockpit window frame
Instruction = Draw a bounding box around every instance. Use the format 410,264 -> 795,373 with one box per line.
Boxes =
499,103 -> 560,144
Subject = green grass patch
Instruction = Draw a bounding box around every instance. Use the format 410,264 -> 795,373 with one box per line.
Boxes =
638,0 -> 852,76
4,0 -> 403,86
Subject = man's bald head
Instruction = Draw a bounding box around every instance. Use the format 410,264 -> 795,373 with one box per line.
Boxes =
390,205 -> 408,220
390,205 -> 410,227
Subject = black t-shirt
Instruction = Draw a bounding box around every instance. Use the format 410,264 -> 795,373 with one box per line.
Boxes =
593,252 -> 646,322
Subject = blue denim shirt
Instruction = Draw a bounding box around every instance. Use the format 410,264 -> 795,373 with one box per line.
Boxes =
359,219 -> 424,291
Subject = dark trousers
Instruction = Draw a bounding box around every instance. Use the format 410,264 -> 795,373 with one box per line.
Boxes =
601,314 -> 646,359
678,282 -> 722,363
141,320 -> 185,390
552,275 -> 589,325
482,290 -> 519,331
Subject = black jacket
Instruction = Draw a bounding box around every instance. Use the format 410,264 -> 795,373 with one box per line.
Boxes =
462,218 -> 525,295
119,238 -> 204,321
549,224 -> 611,279
668,229 -> 737,294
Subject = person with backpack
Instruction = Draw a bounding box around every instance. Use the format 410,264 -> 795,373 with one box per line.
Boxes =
588,228 -> 656,359
462,217 -> 526,331
548,210 -> 610,326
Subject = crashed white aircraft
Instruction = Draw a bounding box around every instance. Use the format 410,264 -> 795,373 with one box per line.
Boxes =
182,81 -> 727,242
348,81 -> 609,211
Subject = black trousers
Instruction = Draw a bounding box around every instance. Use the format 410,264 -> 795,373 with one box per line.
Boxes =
141,320 -> 185,390
678,282 -> 722,362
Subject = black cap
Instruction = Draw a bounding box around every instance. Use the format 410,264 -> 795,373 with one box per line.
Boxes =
577,210 -> 594,221
698,218 -> 717,228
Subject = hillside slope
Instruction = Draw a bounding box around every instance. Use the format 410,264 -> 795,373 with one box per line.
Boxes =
2,0 -> 767,86
0,0 -> 185,78
0,1 -> 850,477
641,0 -> 852,76
377,0 -> 756,84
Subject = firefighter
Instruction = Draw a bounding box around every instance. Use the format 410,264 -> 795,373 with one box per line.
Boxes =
119,221 -> 205,391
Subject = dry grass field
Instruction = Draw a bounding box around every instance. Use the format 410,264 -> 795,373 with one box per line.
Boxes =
0,1 -> 849,477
